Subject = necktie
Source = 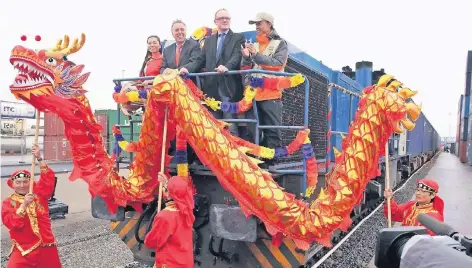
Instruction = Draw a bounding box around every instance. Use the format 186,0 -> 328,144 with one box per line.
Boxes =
175,43 -> 182,66
216,33 -> 226,60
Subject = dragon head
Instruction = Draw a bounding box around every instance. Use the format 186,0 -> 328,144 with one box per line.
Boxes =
9,33 -> 90,101
360,74 -> 422,134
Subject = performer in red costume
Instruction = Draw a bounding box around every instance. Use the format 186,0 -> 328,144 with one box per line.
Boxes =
384,179 -> 444,235
1,144 -> 62,268
144,173 -> 195,268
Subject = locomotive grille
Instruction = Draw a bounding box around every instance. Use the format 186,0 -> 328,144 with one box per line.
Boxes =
275,58 -> 329,164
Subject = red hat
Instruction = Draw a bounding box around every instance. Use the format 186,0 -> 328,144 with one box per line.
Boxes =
417,179 -> 439,193
8,169 -> 31,188
417,178 -> 444,216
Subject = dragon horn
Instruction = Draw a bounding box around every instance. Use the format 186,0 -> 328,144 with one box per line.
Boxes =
406,102 -> 421,121
377,74 -> 394,87
387,80 -> 403,92
50,33 -> 86,57
398,87 -> 417,99
393,122 -> 404,134
400,118 -> 415,131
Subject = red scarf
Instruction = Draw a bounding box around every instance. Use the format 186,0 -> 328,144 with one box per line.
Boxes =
167,176 -> 195,227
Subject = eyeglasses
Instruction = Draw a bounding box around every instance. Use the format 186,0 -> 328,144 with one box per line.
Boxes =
216,17 -> 231,21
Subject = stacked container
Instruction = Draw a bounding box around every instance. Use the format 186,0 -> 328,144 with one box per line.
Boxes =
466,51 -> 472,165
459,51 -> 471,164
43,113 -> 71,161
94,109 -> 142,154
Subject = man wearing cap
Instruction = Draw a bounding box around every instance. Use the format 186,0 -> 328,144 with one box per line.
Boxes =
2,144 -> 62,268
384,179 -> 444,235
241,12 -> 288,167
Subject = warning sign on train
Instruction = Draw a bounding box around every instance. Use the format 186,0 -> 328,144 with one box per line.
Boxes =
0,100 -> 36,119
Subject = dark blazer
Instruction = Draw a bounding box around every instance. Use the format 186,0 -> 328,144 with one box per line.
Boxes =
160,39 -> 201,73
184,29 -> 245,102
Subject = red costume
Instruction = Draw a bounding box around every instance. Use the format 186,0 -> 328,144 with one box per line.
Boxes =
141,51 -> 163,77
384,179 -> 444,236
2,167 -> 62,268
144,176 -> 195,268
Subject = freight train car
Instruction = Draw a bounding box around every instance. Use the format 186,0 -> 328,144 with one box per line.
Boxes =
91,30 -> 442,267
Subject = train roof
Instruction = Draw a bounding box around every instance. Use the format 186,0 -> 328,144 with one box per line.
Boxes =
241,30 -> 364,94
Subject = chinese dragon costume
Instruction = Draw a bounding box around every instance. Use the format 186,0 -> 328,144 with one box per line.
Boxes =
8,31 -> 421,250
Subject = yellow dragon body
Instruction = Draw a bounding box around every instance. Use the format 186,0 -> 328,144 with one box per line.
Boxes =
9,33 -> 421,250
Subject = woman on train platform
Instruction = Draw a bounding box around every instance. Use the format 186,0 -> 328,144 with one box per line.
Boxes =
138,35 -> 163,88
384,179 -> 444,235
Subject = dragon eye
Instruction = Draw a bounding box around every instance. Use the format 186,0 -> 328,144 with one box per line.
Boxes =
45,58 -> 57,66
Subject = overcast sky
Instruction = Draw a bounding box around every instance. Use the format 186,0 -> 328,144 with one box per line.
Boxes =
1,0 -> 470,138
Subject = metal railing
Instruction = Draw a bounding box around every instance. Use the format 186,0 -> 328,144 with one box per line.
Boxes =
325,83 -> 401,172
112,70 -> 311,192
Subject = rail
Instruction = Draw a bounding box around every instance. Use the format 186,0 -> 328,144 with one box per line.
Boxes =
112,69 -> 311,193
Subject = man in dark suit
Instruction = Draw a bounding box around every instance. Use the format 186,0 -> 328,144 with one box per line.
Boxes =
180,8 -> 245,136
161,19 -> 201,165
161,19 -> 200,75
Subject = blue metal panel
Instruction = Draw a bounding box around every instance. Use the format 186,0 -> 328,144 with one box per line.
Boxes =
355,61 -> 373,88
350,97 -> 360,121
407,113 -> 425,155
465,50 -> 471,96
423,117 -> 433,152
335,71 -> 363,94
462,94 -> 470,141
326,72 -> 363,162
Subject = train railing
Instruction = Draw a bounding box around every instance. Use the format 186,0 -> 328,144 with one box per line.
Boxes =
112,69 -> 311,193
325,83 -> 400,173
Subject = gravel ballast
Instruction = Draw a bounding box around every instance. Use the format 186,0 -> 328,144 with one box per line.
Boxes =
0,157 -> 437,268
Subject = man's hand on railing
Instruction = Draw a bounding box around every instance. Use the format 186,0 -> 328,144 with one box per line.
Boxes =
179,67 -> 189,75
215,65 -> 228,73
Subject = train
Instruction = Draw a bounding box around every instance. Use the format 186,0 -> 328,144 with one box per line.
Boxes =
91,30 -> 442,267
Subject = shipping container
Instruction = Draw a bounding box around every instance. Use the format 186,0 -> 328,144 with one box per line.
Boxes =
465,50 -> 471,96
422,117 -> 433,152
94,109 -> 143,137
457,95 -> 463,142
467,139 -> 472,165
398,127 -> 407,156
44,112 -> 65,136
461,95 -> 470,141
95,113 -> 108,136
43,135 -> 72,161
432,129 -> 438,152
459,141 -> 468,163
407,112 -> 425,156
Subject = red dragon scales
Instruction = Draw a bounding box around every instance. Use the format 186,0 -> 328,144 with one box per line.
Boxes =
9,33 -> 421,250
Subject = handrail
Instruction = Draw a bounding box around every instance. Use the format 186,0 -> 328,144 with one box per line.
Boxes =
112,69 -> 299,83
113,69 -> 310,193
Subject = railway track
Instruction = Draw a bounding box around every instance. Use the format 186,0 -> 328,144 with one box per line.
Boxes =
0,154 -> 438,268
116,154 -> 439,268
312,154 -> 439,268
